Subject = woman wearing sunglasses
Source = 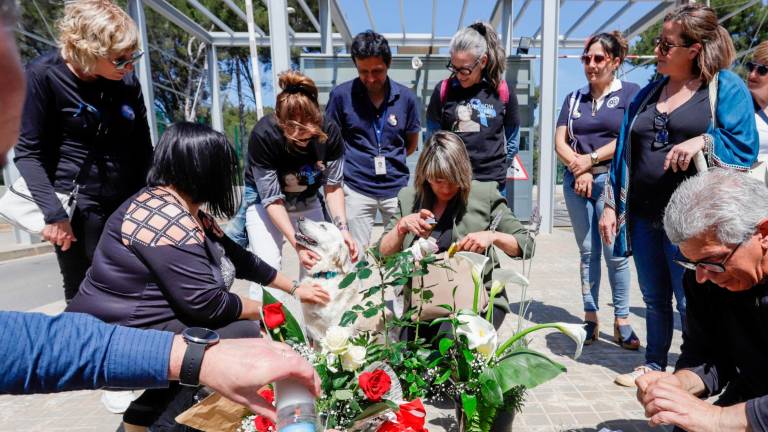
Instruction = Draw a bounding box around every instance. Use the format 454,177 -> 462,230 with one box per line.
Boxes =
599,4 -> 758,387
14,0 -> 153,303
746,42 -> 768,164
426,22 -> 520,190
555,32 -> 640,351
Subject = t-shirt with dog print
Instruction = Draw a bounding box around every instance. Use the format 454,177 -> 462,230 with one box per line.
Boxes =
245,114 -> 344,211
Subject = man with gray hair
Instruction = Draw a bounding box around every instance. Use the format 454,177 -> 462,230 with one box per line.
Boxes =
636,168 -> 768,432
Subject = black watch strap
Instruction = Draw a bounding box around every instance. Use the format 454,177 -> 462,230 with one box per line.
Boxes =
180,341 -> 207,387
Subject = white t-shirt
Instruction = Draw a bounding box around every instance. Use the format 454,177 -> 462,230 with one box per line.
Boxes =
755,110 -> 768,160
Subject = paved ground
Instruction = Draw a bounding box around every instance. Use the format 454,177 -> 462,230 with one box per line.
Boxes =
0,192 -> 682,432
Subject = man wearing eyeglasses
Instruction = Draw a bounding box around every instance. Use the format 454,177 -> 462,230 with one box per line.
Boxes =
635,169 -> 768,432
325,31 -> 421,253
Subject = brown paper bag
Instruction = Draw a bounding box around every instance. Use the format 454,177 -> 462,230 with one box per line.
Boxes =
175,392 -> 250,432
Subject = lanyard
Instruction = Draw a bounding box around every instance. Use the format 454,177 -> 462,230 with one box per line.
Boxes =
372,104 -> 388,155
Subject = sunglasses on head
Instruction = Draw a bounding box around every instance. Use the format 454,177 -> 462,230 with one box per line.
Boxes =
653,37 -> 692,56
580,54 -> 607,65
446,56 -> 482,76
112,50 -> 144,70
747,61 -> 768,77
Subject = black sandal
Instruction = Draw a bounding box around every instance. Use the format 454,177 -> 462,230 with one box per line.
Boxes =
614,322 -> 640,350
583,320 -> 598,345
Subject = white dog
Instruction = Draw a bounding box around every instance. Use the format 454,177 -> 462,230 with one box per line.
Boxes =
294,218 -> 360,341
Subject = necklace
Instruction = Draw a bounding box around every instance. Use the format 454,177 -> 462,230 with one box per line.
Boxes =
660,77 -> 699,113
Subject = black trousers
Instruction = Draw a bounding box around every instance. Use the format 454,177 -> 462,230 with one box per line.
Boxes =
55,205 -> 111,301
123,319 -> 261,431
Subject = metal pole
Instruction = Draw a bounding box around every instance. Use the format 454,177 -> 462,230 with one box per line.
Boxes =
267,0 -> 292,87
319,0 -> 333,54
244,0 -> 264,118
207,45 -> 223,132
501,0 -> 514,54
127,0 -> 158,145
537,0 -> 559,234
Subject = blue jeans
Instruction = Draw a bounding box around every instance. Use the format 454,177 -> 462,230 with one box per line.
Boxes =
629,214 -> 687,371
224,183 -> 260,248
563,170 -> 631,318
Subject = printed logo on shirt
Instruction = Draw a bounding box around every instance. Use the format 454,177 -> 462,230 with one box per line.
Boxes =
452,102 -> 480,132
121,104 -> 135,121
606,96 -> 620,109
469,98 -> 497,127
282,163 -> 325,193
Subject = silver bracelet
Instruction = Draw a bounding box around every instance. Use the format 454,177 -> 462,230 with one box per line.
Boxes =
290,280 -> 300,297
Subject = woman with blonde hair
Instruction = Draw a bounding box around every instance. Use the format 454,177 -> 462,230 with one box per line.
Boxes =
379,131 -> 533,339
599,3 -> 758,386
14,0 -> 153,302
746,40 -> 768,159
243,70 -> 357,315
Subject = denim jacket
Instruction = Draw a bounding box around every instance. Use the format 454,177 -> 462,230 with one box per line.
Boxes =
604,69 -> 758,257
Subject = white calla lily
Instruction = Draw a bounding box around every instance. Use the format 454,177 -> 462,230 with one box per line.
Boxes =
491,268 -> 529,288
456,312 -> 498,360
552,322 -> 588,360
454,252 -> 490,313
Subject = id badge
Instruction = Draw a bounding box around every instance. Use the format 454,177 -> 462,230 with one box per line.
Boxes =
374,155 -> 387,175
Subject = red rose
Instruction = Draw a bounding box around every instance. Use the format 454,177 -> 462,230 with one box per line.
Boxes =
253,415 -> 275,432
263,303 -> 286,329
396,399 -> 427,432
358,369 -> 391,402
258,387 -> 275,405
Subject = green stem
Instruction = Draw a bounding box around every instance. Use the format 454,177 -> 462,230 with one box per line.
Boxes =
495,323 -> 562,357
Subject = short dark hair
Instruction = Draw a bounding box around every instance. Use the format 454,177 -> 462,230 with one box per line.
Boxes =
147,122 -> 241,218
350,30 -> 391,66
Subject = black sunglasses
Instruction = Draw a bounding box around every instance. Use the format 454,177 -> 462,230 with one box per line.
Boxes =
747,61 -> 768,77
673,241 -> 744,273
446,56 -> 482,76
653,37 -> 692,56
653,112 -> 669,148
112,50 -> 144,70
581,54 -> 607,65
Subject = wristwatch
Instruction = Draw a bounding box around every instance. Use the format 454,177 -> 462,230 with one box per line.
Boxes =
590,151 -> 600,166
180,327 -> 220,387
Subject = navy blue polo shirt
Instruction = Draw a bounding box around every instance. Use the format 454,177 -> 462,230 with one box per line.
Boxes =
556,79 -> 640,164
325,78 -> 421,199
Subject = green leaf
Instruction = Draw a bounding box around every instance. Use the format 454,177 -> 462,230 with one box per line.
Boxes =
493,348 -> 567,391
480,369 -> 504,408
434,369 -> 452,385
262,289 -> 306,344
363,306 -> 380,318
351,401 -> 399,422
362,284 -> 383,300
334,389 -> 354,400
437,304 -> 453,312
339,310 -> 358,327
461,393 -> 477,420
439,338 -> 455,355
355,260 -> 370,269
332,375 -> 350,389
422,289 -> 434,301
339,272 -> 357,288
358,267 -> 373,279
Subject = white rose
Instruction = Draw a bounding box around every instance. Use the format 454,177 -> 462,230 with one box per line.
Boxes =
341,345 -> 367,371
322,325 -> 351,354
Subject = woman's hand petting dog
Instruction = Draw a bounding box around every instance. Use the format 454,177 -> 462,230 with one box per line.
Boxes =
296,244 -> 320,270
341,230 -> 359,262
296,281 -> 331,305
396,209 -> 435,238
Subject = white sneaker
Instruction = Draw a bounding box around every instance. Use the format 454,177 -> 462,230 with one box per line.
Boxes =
614,365 -> 655,387
100,389 -> 142,414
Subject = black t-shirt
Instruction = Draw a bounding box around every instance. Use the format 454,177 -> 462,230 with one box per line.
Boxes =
14,51 -> 153,223
629,84 -> 710,221
245,115 -> 344,208
426,78 -> 519,183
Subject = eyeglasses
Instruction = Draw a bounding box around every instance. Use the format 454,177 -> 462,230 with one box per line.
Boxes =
580,54 -> 607,65
112,50 -> 144,70
653,37 -> 692,56
446,56 -> 482,76
674,241 -> 744,273
747,61 -> 768,77
653,112 -> 669,148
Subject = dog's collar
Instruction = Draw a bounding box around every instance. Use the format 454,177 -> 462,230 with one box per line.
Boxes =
312,271 -> 338,279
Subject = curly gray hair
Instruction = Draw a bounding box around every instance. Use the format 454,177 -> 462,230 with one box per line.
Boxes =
664,169 -> 768,245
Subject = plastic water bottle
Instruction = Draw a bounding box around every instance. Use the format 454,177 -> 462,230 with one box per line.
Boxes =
275,380 -> 318,432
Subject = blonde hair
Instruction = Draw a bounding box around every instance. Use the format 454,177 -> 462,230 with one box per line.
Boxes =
753,40 -> 768,65
664,4 -> 735,83
57,0 -> 139,74
414,131 -> 473,210
275,70 -> 327,147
